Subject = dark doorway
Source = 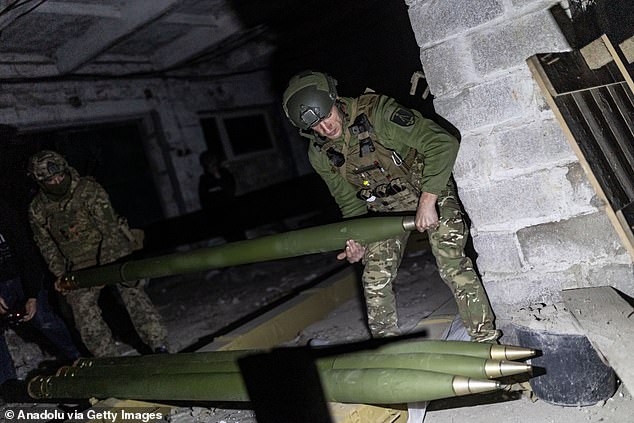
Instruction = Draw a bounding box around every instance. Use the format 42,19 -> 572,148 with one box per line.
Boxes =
1,120 -> 164,228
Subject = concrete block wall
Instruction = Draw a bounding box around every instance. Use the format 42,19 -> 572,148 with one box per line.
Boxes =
407,0 -> 634,322
0,70 -> 289,216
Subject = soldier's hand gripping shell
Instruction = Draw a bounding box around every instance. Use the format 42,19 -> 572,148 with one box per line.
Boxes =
54,277 -> 70,294
337,239 -> 366,263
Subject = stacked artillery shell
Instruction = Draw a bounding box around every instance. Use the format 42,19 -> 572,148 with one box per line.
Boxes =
29,340 -> 535,404
29,369 -> 501,404
376,339 -> 538,361
60,215 -> 417,289
64,351 -> 530,380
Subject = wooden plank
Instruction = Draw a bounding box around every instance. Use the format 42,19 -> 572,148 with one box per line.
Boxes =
603,35 -> 634,94
607,83 -> 634,140
527,56 -> 634,260
329,403 -> 406,423
616,209 -> 634,251
200,266 -> 358,351
557,94 -> 628,208
591,86 -> 634,173
538,50 -> 624,95
562,287 -> 634,394
572,90 -> 634,201
624,79 -> 634,106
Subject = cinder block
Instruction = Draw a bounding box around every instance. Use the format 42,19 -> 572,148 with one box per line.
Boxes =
518,212 -> 626,266
471,9 -> 570,76
586,264 -> 634,298
408,0 -> 504,47
510,0 -> 561,11
420,37 -> 479,96
472,231 -> 524,273
433,69 -> 542,132
453,133 -> 492,188
490,118 -> 577,174
459,166 -> 596,229
484,271 -> 575,316
562,162 -> 601,209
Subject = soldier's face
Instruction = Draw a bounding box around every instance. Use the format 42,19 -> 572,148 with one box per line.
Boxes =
311,104 -> 343,140
45,174 -> 65,185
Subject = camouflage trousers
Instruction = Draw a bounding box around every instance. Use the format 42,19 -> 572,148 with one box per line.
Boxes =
65,280 -> 168,356
362,181 -> 500,342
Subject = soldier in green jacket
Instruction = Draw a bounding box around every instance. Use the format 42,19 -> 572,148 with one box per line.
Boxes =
27,150 -> 169,356
282,71 -> 500,342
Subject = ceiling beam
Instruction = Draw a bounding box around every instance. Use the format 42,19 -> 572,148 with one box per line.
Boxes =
152,13 -> 242,69
226,42 -> 275,69
54,0 -> 183,74
35,3 -> 217,25
163,13 -> 221,26
36,1 -> 121,18
0,0 -> 47,32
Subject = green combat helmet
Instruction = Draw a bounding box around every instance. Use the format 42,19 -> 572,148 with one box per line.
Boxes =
282,71 -> 338,130
27,150 -> 69,182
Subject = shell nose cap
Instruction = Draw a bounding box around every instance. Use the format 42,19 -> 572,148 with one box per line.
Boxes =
452,376 -> 503,396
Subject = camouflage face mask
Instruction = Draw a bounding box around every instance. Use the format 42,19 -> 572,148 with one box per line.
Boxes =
40,173 -> 71,198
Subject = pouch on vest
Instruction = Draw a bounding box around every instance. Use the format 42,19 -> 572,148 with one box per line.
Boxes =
349,114 -> 375,157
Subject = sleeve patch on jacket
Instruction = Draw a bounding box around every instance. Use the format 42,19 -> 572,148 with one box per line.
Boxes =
389,107 -> 415,127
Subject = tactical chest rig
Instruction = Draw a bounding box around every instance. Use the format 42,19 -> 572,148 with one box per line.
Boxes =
315,95 -> 424,213
42,177 -> 102,270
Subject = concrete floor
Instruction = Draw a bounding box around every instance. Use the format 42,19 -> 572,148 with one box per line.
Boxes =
166,248 -> 634,422
3,240 -> 631,423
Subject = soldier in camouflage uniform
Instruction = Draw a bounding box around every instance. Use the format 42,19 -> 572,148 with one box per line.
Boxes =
282,71 -> 500,342
27,150 -> 169,356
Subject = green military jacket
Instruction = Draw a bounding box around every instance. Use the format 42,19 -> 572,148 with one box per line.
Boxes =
308,94 -> 459,218
28,169 -> 134,278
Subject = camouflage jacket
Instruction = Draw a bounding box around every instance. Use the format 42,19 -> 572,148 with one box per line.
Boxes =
28,169 -> 134,277
307,94 -> 459,219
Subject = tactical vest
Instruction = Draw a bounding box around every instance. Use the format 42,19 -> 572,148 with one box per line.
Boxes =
42,177 -> 104,271
316,95 -> 424,213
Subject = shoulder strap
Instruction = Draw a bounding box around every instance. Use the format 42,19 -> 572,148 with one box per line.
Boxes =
340,98 -> 361,180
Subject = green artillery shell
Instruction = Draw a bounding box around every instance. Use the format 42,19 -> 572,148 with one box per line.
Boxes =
73,349 -> 257,368
320,369 -> 503,404
61,216 -> 416,289
28,373 -> 248,402
319,353 -> 531,379
30,368 -> 502,404
68,352 -> 530,380
377,340 -> 537,361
